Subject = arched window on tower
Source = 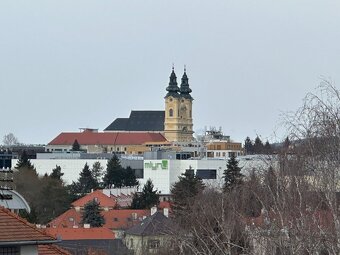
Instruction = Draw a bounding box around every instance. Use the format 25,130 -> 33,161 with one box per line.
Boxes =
169,108 -> 173,117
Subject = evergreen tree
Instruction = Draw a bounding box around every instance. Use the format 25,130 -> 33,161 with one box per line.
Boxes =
36,177 -> 72,224
264,140 -> 272,154
171,170 -> 205,217
81,199 -> 105,227
244,136 -> 253,155
91,161 -> 103,185
103,154 -> 123,188
50,165 -> 64,181
223,154 -> 243,191
123,167 -> 139,187
131,179 -> 158,209
72,139 -> 80,151
253,136 -> 264,154
77,163 -> 98,195
15,150 -> 35,170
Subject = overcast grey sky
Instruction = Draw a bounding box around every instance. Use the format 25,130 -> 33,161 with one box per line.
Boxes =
1,0 -> 340,144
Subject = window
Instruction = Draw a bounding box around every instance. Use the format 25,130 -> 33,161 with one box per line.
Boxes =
69,217 -> 74,222
134,169 -> 144,179
113,218 -> 119,222
130,238 -> 134,248
169,108 -> 173,117
148,239 -> 160,249
196,169 -> 217,179
0,247 -> 19,255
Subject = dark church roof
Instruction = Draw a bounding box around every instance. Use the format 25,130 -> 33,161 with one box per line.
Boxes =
104,111 -> 165,132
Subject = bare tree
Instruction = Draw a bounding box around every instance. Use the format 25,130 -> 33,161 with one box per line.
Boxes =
2,133 -> 19,146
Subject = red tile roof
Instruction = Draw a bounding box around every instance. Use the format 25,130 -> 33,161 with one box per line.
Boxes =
46,227 -> 115,240
38,245 -> 71,255
49,208 -> 150,230
0,206 -> 55,243
72,190 -> 116,208
48,132 -> 167,146
49,209 -> 82,228
102,210 -> 150,230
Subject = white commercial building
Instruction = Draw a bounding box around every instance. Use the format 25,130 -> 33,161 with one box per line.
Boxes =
12,154 -> 276,193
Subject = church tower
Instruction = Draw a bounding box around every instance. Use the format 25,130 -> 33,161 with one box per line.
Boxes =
164,67 -> 194,142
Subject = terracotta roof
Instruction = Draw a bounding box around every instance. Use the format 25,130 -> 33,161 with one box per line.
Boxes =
50,208 -> 150,230
48,132 -> 167,146
38,245 -> 71,255
46,227 -> 115,240
72,190 -> 116,208
0,206 -> 56,243
102,210 -> 150,230
49,208 -> 82,228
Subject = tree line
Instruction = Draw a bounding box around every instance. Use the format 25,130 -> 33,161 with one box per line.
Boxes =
14,153 -> 141,224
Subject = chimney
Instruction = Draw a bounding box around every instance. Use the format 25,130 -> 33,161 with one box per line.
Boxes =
83,224 -> 90,229
151,206 -> 157,216
163,208 -> 169,218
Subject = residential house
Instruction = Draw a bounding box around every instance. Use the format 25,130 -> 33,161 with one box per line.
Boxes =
125,211 -> 172,255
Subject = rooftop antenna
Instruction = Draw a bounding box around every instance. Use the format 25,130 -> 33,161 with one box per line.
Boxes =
172,63 -> 174,71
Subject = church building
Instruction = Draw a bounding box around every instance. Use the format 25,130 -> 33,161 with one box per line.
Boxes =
47,68 -> 195,154
105,67 -> 194,143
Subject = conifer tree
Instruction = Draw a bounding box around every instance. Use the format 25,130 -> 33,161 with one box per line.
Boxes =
50,165 -> 64,181
131,179 -> 158,209
72,139 -> 80,151
223,154 -> 243,191
244,136 -> 253,155
15,150 -> 35,170
91,161 -> 103,185
123,166 -> 139,187
103,154 -> 123,188
81,199 -> 105,227
77,163 -> 98,195
264,140 -> 272,154
171,170 -> 205,217
254,136 -> 264,154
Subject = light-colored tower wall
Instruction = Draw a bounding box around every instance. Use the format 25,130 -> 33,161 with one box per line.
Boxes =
164,68 -> 194,142
164,96 -> 181,142
178,97 -> 194,142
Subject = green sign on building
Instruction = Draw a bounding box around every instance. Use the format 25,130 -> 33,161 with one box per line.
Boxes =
144,160 -> 168,170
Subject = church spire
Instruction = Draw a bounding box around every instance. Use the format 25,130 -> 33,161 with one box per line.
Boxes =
165,66 -> 180,98
180,66 -> 193,100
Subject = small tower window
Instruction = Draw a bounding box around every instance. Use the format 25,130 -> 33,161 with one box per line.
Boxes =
169,109 -> 173,117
